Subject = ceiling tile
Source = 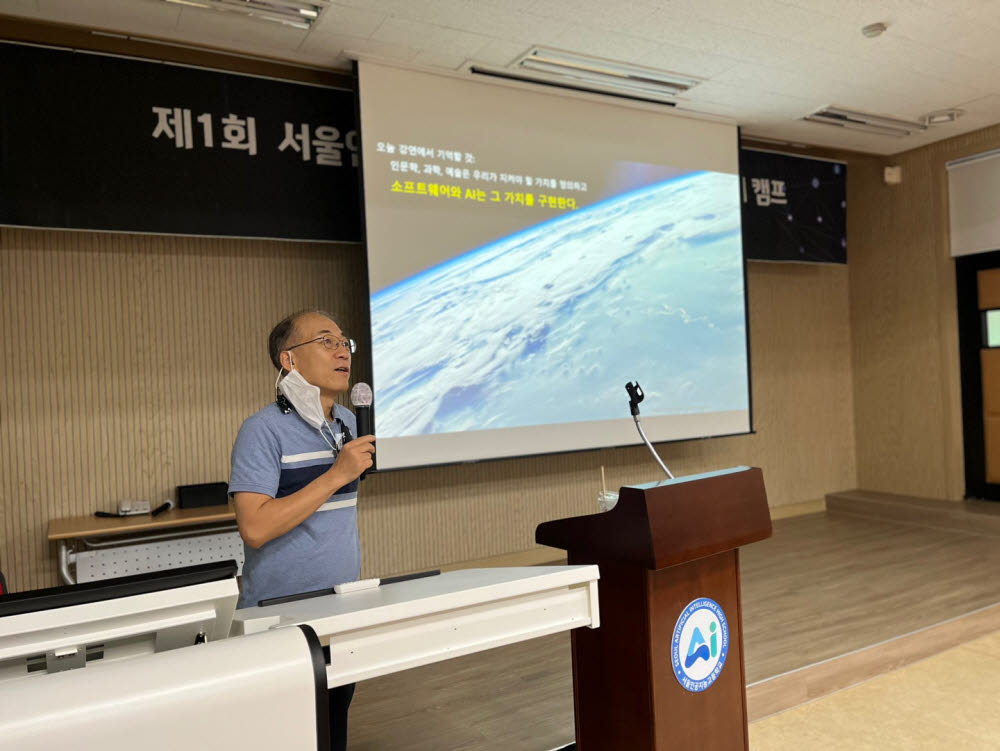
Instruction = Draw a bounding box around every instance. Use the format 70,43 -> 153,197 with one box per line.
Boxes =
643,9 -> 818,67
953,22 -> 1000,67
293,47 -> 352,69
675,100 -> 744,120
310,4 -> 386,38
174,7 -> 307,48
792,12 -> 967,72
684,79 -> 819,112
299,29 -> 421,64
370,17 -> 492,59
434,6 -> 565,45
32,0 -> 181,33
5,0 -> 1000,154
686,0 -> 819,39
411,48 -> 472,71
641,42 -> 740,79
467,37 -> 532,68
913,0 -> 1000,34
547,24 -> 661,65
328,0 -> 473,26
523,0 -> 659,37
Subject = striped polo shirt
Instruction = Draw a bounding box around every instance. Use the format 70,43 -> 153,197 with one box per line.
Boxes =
229,401 -> 360,608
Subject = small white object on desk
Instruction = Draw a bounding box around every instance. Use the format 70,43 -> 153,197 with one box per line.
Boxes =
597,490 -> 619,512
597,465 -> 618,512
117,499 -> 150,516
333,578 -> 380,594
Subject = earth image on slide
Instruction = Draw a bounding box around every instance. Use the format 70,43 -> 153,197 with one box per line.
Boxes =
370,170 -> 749,438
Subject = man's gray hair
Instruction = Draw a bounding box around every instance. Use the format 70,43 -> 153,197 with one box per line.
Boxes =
268,309 -> 337,371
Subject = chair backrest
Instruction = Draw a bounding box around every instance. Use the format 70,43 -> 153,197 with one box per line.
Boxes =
0,625 -> 327,750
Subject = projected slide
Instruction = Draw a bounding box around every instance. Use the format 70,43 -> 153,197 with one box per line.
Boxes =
372,170 -> 745,437
358,62 -> 750,469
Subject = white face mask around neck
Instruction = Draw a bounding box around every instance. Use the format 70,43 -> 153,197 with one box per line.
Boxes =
275,356 -> 339,451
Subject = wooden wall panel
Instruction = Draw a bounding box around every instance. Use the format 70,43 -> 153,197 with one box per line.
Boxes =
0,227 -> 857,592
983,349 -> 1000,483
847,123 -> 1000,501
979,268 -> 1000,310
983,350 -> 1000,416
985,417 -> 1000,484
0,228 -> 368,591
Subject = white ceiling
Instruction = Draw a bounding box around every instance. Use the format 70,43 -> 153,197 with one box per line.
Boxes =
5,0 -> 1000,154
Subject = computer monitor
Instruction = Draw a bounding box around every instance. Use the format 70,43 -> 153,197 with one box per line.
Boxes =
0,560 -> 239,683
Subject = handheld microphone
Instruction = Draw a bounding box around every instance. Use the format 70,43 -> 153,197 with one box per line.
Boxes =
625,381 -> 674,480
350,382 -> 375,480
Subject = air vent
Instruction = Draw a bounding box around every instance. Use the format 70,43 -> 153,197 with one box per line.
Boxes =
923,108 -> 964,125
803,106 -> 927,137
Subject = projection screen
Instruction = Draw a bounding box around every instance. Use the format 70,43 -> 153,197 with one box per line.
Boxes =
356,60 -> 750,470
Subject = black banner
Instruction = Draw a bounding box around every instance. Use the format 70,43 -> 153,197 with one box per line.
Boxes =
739,148 -> 846,264
0,42 -> 360,241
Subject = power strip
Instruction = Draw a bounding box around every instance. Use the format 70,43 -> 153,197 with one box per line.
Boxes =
117,499 -> 151,516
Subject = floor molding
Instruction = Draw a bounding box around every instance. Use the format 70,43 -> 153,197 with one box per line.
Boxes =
769,499 -> 826,520
747,600 -> 1000,722
826,489 -> 1000,537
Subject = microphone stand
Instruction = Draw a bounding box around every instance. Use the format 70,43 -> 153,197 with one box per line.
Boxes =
625,381 -> 674,480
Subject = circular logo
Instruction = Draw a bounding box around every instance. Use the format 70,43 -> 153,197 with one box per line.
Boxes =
671,597 -> 729,692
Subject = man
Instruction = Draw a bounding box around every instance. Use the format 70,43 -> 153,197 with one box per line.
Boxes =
229,309 -> 375,751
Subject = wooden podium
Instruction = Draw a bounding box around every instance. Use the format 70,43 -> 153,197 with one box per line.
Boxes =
536,466 -> 772,750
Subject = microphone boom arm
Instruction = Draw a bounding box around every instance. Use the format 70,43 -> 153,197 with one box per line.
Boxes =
625,381 -> 675,480
633,414 -> 674,480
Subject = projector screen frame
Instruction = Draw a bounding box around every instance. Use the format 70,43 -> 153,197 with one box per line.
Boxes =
351,59 -> 755,473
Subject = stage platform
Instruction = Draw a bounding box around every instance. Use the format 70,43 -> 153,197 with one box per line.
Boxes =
347,493 -> 1000,750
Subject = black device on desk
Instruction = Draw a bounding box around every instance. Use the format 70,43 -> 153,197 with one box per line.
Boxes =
177,482 -> 229,509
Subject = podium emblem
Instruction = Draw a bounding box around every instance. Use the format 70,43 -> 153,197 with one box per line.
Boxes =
671,597 -> 729,692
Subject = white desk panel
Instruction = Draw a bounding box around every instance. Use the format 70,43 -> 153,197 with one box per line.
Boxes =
232,566 -> 600,687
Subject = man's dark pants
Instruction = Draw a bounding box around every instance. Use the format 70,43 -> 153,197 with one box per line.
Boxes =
328,682 -> 356,751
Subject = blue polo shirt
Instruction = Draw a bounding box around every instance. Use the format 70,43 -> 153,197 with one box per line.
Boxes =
229,402 -> 360,608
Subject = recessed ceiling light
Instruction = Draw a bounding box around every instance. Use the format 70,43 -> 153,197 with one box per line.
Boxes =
922,108 -> 964,125
862,22 -> 888,38
803,105 -> 926,137
161,0 -> 328,29
478,47 -> 702,103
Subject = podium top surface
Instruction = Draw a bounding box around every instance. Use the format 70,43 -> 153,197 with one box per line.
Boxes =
232,565 -> 599,637
537,466 -> 772,569
624,465 -> 751,492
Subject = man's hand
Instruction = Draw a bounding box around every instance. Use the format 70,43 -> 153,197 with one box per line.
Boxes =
235,435 -> 375,550
333,435 -> 376,482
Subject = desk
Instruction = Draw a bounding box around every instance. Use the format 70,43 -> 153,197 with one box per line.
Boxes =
48,504 -> 240,585
232,565 -> 600,689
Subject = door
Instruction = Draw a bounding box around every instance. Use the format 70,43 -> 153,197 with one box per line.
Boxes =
957,250 -> 1000,500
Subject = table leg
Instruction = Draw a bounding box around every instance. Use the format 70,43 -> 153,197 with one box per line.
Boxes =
58,541 -> 76,585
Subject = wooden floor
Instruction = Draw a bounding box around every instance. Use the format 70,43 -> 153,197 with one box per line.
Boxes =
348,499 -> 1000,750
741,511 -> 1000,682
750,628 -> 1000,750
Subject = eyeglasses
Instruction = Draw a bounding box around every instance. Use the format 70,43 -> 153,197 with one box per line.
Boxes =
287,336 -> 356,354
